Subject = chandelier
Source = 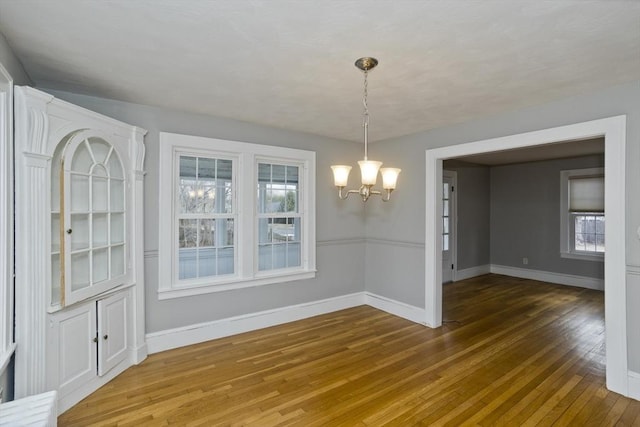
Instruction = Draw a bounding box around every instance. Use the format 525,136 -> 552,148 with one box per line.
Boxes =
331,57 -> 401,202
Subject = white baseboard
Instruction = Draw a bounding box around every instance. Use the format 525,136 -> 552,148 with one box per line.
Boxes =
455,264 -> 491,281
365,292 -> 425,325
146,291 -> 427,355
146,292 -> 366,354
490,264 -> 604,291
629,371 -> 640,401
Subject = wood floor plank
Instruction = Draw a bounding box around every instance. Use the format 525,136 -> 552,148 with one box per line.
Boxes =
58,274 -> 640,426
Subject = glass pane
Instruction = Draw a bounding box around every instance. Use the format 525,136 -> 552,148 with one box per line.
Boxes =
273,243 -> 286,269
284,187 -> 298,213
198,157 -> 216,179
179,156 -> 198,214
111,244 -> 125,277
198,247 -> 216,278
272,165 -> 286,183
574,231 -> 586,251
51,213 -> 60,252
92,177 -> 108,211
70,174 -> 89,212
443,182 -> 449,199
51,253 -> 61,305
71,141 -> 92,173
287,242 -> 301,267
178,248 -> 198,280
596,216 -> 605,234
218,159 -> 232,181
285,217 -> 301,242
180,156 -> 197,179
89,137 -> 111,164
443,200 -> 449,217
258,218 -> 272,244
71,214 -> 89,251
443,234 -> 449,251
258,245 -> 272,271
223,182 -> 232,213
596,234 -> 605,252
218,218 -> 234,246
71,251 -> 90,291
258,163 -> 271,182
92,164 -> 107,177
111,213 -> 125,244
199,219 -> 215,248
217,246 -> 234,275
269,186 -> 286,213
92,248 -> 109,283
443,218 -> 449,234
51,158 -> 61,212
179,219 -> 198,249
110,179 -> 124,211
286,166 -> 299,184
107,154 -> 123,179
93,213 -> 108,247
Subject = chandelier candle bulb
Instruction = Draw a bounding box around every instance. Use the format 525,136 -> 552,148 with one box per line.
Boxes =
331,165 -> 352,187
381,168 -> 401,190
358,160 -> 382,186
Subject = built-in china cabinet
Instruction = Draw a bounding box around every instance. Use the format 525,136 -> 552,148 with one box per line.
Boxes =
13,86 -> 147,413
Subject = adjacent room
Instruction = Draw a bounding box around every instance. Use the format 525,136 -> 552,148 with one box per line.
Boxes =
0,1 -> 639,425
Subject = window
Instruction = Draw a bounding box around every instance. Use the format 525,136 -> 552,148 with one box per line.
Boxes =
158,133 -> 316,299
560,167 -> 604,260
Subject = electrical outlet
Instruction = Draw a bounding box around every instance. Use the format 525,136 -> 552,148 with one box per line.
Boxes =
522,257 -> 528,265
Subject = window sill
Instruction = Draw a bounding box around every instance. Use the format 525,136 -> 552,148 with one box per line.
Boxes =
560,251 -> 604,262
157,270 -> 317,300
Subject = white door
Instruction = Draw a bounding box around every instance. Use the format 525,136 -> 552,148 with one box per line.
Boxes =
442,171 -> 457,283
97,292 -> 128,376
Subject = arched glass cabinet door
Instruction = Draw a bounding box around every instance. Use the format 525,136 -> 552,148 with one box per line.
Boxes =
52,130 -> 128,307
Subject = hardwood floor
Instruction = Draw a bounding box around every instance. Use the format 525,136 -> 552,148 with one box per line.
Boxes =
59,274 -> 640,426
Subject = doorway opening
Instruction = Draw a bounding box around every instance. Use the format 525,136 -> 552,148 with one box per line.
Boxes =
425,116 -> 628,396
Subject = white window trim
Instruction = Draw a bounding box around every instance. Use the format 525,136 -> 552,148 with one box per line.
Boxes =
158,132 -> 316,300
559,167 -> 604,261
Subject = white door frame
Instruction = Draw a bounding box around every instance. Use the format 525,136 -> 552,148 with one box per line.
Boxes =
425,116 -> 628,397
442,170 -> 457,283
0,62 -> 14,375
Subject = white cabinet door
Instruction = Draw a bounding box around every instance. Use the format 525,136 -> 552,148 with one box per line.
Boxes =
55,302 -> 97,395
97,292 -> 127,376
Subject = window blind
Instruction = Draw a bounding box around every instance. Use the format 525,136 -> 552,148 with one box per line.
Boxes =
569,175 -> 604,212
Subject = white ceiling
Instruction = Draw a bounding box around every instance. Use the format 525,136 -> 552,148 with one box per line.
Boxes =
0,0 -> 638,143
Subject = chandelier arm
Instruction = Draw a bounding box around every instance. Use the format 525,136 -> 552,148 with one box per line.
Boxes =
337,187 -> 361,200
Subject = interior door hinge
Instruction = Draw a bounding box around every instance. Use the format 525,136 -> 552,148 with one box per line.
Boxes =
451,264 -> 454,270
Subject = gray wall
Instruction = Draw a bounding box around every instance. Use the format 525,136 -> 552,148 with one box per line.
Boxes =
46,89 -> 366,333
364,81 -> 640,370
490,154 -> 604,277
443,161 -> 491,270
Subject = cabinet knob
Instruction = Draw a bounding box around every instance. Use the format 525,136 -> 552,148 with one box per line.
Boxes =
93,336 -> 98,343
66,228 -> 73,234
103,334 -> 108,340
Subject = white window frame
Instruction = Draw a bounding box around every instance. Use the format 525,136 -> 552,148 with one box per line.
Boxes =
158,132 -> 316,299
560,167 -> 604,261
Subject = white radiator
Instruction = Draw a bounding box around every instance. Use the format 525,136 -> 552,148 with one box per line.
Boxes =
0,391 -> 57,426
